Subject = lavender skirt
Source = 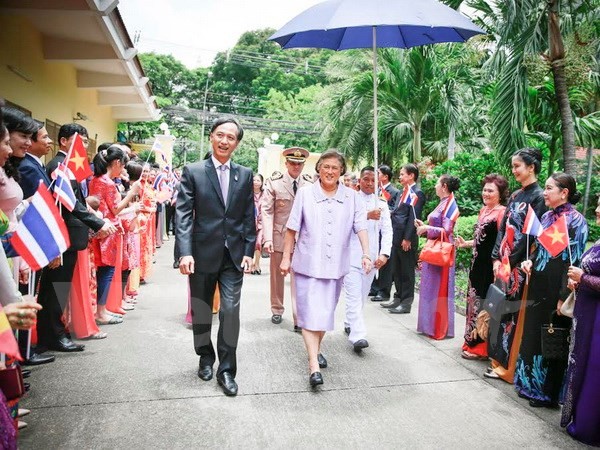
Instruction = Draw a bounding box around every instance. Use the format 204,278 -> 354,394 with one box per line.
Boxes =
295,273 -> 343,331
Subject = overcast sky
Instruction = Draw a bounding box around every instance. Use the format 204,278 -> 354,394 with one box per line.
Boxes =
119,0 -> 325,68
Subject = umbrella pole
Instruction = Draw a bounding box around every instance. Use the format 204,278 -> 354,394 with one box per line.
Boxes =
372,26 -> 379,189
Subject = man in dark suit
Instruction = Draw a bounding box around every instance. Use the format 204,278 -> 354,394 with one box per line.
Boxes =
176,117 -> 256,397
38,123 -> 114,352
382,163 -> 426,314
369,165 -> 400,301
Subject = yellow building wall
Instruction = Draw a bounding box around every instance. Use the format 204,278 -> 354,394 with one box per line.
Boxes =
0,15 -> 117,157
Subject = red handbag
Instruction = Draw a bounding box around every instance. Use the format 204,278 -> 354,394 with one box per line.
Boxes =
419,229 -> 455,267
0,366 -> 24,401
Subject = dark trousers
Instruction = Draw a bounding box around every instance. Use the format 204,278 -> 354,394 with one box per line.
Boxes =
36,250 -> 78,347
370,258 -> 393,298
189,248 -> 243,377
165,203 -> 176,234
391,241 -> 418,306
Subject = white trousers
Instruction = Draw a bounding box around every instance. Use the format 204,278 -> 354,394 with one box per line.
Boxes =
342,265 -> 376,343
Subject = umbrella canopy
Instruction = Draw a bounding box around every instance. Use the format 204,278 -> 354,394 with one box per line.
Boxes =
269,0 -> 484,50
268,0 -> 484,175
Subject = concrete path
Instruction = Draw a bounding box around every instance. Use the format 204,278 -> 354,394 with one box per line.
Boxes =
18,239 -> 584,449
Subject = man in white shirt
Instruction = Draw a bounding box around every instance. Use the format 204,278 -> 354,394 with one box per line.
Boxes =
342,166 -> 392,352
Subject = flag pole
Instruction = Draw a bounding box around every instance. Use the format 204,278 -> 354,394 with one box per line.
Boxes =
63,132 -> 78,166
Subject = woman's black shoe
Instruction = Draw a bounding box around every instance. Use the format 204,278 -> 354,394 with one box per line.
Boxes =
309,372 -> 323,387
317,353 -> 327,368
528,398 -> 559,409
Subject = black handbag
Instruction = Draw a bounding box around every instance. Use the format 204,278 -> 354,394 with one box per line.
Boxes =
483,281 -> 507,318
541,312 -> 571,360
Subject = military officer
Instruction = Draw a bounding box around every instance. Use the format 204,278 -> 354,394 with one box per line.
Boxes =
261,147 -> 312,330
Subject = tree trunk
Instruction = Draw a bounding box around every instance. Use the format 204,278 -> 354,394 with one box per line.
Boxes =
548,135 -> 558,176
413,123 -> 422,162
548,1 -> 577,176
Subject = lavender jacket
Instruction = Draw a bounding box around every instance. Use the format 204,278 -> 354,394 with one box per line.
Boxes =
287,182 -> 367,280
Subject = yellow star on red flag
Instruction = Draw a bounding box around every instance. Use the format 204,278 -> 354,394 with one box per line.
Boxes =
538,214 -> 569,257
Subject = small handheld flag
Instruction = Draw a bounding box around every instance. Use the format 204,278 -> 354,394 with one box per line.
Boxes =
9,182 -> 70,271
522,205 -> 543,237
52,163 -> 77,212
65,133 -> 93,182
443,193 -> 460,222
400,187 -> 418,207
538,214 -> 569,258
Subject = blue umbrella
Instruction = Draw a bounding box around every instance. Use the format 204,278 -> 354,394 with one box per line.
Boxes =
269,0 -> 484,170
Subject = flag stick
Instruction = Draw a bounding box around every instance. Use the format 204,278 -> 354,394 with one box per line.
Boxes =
567,228 -> 573,266
63,132 -> 78,166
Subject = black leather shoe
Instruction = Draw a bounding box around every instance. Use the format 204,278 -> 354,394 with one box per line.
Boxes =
317,353 -> 327,368
271,314 -> 282,324
217,372 -> 238,396
21,369 -> 31,378
371,294 -> 388,302
49,337 -> 85,352
353,339 -> 369,353
293,325 -> 302,333
528,398 -> 559,409
22,352 -> 55,366
24,382 -> 30,392
309,371 -> 323,387
198,365 -> 213,381
381,299 -> 402,309
389,305 -> 411,314
344,326 -> 351,335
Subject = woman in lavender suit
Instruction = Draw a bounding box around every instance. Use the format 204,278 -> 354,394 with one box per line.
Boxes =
280,150 -> 372,388
415,175 -> 460,340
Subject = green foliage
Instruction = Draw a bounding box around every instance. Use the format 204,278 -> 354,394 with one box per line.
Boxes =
454,215 -> 479,271
419,152 -> 500,217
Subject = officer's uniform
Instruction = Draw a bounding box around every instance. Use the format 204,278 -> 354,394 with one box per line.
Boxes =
261,147 -> 312,326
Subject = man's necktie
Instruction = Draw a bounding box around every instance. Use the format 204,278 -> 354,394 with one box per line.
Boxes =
218,164 -> 229,206
293,180 -> 297,195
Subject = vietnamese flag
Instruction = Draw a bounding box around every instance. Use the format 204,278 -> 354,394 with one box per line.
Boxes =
65,133 -> 93,182
538,214 -> 569,257
497,253 -> 511,283
0,305 -> 22,360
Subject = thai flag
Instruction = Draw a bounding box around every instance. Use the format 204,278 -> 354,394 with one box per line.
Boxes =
53,163 -> 77,212
443,193 -> 460,222
9,182 -> 70,271
522,205 -> 543,237
152,138 -> 168,164
400,187 -> 418,206
153,173 -> 165,190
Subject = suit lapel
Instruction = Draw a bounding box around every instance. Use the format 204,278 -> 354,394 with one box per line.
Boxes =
205,159 -> 225,207
226,163 -> 239,209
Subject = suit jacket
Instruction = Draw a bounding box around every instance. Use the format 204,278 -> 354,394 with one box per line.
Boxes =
383,183 -> 400,211
175,158 -> 256,273
18,153 -> 51,199
46,152 -> 104,251
261,171 -> 312,252
390,185 -> 426,246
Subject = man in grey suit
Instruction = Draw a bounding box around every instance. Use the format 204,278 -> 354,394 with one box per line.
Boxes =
176,117 -> 256,396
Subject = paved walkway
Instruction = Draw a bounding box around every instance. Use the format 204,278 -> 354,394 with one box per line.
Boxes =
19,239 -> 583,449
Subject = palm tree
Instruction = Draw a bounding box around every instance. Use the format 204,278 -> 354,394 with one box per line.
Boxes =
467,0 -> 599,175
323,44 -> 485,165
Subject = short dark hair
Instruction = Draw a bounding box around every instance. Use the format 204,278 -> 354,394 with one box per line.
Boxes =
210,117 -> 244,141
58,123 -> 88,143
126,161 -> 143,182
513,147 -> 542,175
360,166 -> 375,177
550,172 -> 582,204
482,173 -> 509,205
315,149 -> 347,176
3,108 -> 36,135
402,163 -> 419,182
30,119 -> 45,142
97,142 -> 113,153
378,165 -> 393,181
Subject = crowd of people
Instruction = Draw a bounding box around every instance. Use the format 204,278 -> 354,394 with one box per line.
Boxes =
0,105 -> 177,445
1,106 -> 598,447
